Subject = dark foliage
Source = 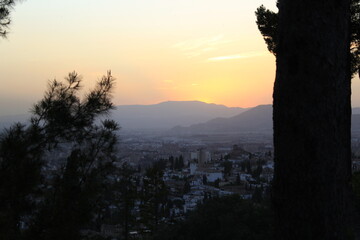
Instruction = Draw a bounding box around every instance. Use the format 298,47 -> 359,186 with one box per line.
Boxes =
139,165 -> 168,233
183,180 -> 191,194
0,71 -> 119,240
169,155 -> 185,170
155,195 -> 273,240
0,0 -> 17,38
0,124 -> 44,240
351,0 -> 360,77
112,163 -> 138,240
255,0 -> 360,78
28,72 -> 118,240
255,4 -> 278,55
222,160 -> 232,177
31,71 -> 117,147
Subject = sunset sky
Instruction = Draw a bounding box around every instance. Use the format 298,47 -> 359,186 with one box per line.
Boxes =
0,0 -> 359,116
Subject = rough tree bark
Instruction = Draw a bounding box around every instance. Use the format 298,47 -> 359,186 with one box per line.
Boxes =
273,0 -> 352,239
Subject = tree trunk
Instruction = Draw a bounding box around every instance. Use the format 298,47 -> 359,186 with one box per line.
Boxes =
273,0 -> 352,239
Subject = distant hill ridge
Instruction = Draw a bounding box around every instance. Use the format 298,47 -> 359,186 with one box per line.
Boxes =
112,101 -> 246,130
3,102 -> 360,133
170,104 -> 272,134
0,101 -> 246,131
171,105 -> 360,134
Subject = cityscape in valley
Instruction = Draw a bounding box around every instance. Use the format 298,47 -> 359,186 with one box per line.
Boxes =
0,99 -> 277,239
2,100 -> 360,239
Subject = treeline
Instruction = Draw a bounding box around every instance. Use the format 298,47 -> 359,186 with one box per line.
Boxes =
155,195 -> 273,240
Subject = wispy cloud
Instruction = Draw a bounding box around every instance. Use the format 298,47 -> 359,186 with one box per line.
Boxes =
172,35 -> 233,58
207,51 -> 268,62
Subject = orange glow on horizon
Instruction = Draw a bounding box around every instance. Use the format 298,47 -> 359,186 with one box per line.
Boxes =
0,0 -> 283,115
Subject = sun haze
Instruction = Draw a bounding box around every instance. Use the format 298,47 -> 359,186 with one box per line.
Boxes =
1,0 -> 283,115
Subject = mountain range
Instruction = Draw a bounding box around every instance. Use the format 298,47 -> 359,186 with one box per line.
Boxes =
0,101 -> 246,131
111,101 -> 246,130
2,101 -> 360,134
170,104 -> 272,134
172,105 -> 360,135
